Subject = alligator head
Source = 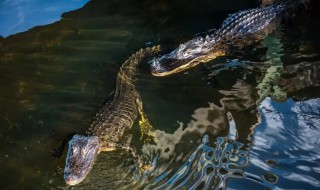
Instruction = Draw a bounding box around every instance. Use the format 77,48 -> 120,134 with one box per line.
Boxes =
64,135 -> 100,186
150,37 -> 226,76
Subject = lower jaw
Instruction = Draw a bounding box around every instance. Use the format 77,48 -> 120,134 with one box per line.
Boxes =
151,63 -> 194,77
151,71 -> 171,76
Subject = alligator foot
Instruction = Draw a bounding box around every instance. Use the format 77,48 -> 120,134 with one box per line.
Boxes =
136,97 -> 156,143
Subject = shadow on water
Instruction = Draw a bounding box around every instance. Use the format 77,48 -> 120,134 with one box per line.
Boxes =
0,0 -> 320,189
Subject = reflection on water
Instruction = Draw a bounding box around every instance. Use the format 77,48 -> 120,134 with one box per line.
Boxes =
148,135 -> 250,190
146,118 -> 252,190
256,37 -> 286,104
1,0 -> 320,189
251,98 -> 320,189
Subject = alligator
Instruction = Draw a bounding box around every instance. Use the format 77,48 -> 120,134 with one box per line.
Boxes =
150,0 -> 310,76
63,46 -> 161,186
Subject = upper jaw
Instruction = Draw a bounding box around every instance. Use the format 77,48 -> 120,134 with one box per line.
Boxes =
151,52 -> 201,76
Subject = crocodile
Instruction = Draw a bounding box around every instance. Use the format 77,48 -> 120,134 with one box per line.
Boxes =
63,46 -> 161,186
150,0 -> 310,76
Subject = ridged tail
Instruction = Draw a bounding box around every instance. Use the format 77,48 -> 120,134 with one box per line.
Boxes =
117,45 -> 161,83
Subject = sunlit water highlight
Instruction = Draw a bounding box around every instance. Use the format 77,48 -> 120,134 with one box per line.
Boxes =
0,0 -> 89,37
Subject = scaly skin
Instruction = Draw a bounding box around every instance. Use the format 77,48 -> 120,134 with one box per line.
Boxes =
64,46 -> 161,186
150,0 -> 310,76
87,47 -> 159,150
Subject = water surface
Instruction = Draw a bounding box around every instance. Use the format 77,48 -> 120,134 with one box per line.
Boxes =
0,0 -> 319,189
0,0 -> 89,37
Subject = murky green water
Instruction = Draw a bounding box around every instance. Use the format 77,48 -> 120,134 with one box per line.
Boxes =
1,0 -> 320,189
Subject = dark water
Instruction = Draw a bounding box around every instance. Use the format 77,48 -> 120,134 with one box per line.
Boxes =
0,0 -> 320,189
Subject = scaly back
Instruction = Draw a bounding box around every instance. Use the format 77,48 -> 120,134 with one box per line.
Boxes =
88,46 -> 161,150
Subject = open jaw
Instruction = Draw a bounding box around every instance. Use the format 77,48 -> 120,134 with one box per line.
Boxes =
64,135 -> 100,186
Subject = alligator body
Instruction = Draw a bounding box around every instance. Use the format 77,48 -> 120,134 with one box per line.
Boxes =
150,0 -> 310,76
63,46 -> 161,186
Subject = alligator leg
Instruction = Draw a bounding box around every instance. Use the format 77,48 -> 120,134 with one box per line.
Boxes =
115,131 -> 155,174
135,95 -> 155,143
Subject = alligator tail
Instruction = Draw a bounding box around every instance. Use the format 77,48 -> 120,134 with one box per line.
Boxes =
118,45 -> 161,83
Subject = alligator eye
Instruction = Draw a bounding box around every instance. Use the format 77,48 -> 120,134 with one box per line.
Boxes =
183,49 -> 192,57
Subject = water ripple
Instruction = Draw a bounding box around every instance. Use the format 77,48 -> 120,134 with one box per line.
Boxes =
146,135 -> 250,190
251,98 -> 320,189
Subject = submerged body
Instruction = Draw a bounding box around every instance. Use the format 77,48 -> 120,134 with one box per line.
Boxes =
64,46 -> 161,185
150,0 -> 310,76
